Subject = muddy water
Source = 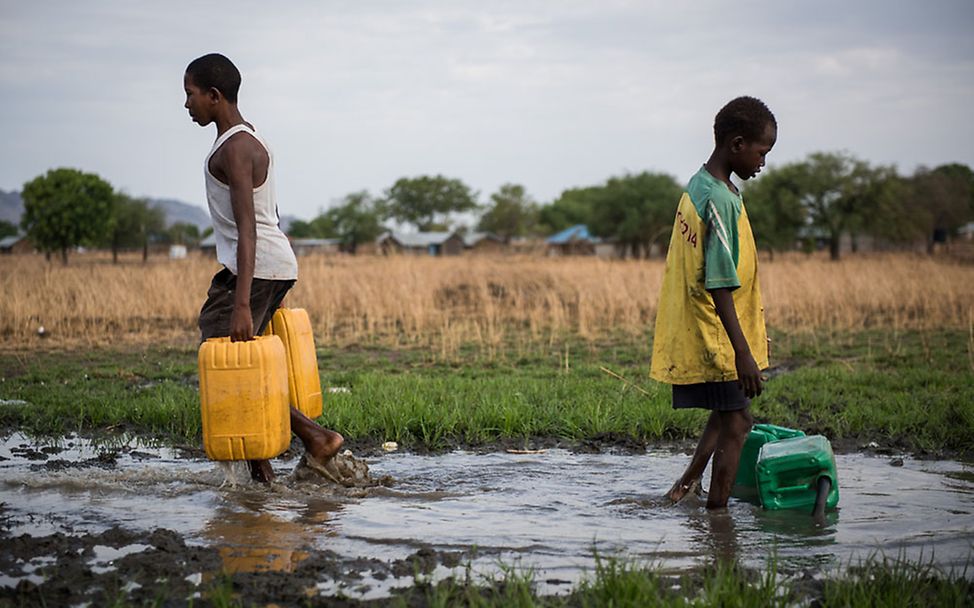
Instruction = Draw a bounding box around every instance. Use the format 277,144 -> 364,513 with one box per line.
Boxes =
1,433 -> 972,598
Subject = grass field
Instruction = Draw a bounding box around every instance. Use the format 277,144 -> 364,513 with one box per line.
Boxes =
2,329 -> 971,456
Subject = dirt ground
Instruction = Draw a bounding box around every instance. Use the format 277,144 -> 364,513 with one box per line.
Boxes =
0,516 -> 471,607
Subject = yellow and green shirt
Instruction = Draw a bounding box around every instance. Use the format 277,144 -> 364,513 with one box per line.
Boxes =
650,167 -> 768,385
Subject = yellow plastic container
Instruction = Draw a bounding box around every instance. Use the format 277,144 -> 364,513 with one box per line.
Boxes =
198,336 -> 291,461
263,308 -> 323,419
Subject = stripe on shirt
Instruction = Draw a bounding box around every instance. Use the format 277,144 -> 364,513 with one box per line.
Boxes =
707,201 -> 733,258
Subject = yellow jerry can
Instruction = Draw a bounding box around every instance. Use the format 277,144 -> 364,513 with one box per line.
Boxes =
198,336 -> 291,461
263,308 -> 323,419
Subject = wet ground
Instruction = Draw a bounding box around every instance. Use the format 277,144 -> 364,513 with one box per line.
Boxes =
1,432 -> 972,605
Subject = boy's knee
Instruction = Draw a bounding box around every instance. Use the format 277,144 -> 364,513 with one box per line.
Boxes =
740,408 -> 754,430
721,408 -> 753,437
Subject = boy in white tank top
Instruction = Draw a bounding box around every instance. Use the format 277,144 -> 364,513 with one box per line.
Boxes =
184,53 -> 343,483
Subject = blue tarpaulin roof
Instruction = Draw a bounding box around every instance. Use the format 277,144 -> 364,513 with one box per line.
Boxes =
546,224 -> 598,244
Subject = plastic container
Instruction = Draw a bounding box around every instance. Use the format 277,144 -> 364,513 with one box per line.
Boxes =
263,308 -> 323,419
735,423 -> 806,488
198,336 -> 291,461
755,435 -> 840,512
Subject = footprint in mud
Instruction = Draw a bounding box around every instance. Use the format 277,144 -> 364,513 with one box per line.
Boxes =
292,450 -> 393,490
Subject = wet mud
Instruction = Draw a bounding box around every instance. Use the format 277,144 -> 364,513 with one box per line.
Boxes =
0,520 -> 464,607
1,432 -> 972,606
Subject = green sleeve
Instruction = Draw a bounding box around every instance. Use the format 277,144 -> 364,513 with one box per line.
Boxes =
703,190 -> 741,290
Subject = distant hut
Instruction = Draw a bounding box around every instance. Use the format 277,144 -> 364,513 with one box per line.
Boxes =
377,231 -> 465,256
0,235 -> 33,255
463,232 -> 507,255
545,224 -> 598,256
199,233 -> 217,257
290,237 -> 342,256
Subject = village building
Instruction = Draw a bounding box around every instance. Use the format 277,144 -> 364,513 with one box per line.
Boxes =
0,235 -> 34,255
545,224 -> 599,256
290,237 -> 342,256
462,232 -> 506,254
376,231 -> 465,256
199,233 -> 217,257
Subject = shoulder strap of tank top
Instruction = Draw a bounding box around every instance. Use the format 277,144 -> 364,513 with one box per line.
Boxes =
209,123 -> 255,156
207,124 -> 272,170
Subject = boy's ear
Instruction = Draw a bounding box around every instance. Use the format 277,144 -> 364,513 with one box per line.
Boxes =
729,135 -> 746,153
207,87 -> 222,103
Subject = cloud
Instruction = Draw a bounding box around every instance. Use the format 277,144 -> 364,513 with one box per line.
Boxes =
0,0 -> 972,219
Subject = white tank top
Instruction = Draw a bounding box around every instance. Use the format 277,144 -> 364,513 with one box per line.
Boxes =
204,124 -> 298,280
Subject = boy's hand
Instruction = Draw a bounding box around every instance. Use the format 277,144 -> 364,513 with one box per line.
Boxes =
735,352 -> 763,398
229,305 -> 254,342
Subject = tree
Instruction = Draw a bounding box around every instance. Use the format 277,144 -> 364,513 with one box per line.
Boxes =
775,152 -> 892,260
287,214 -> 338,239
0,219 -> 17,239
166,222 -> 201,247
325,191 -> 385,253
21,168 -> 115,264
106,195 -> 166,263
743,165 -> 807,258
287,219 -> 317,239
384,175 -> 478,231
538,186 -> 600,234
588,172 -> 683,258
931,163 -> 974,214
897,164 -> 974,252
477,184 -> 539,242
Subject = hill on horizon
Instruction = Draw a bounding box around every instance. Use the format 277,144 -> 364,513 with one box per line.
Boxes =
1,190 -> 298,233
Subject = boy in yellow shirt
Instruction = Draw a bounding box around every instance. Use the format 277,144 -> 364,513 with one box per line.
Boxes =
650,96 -> 776,509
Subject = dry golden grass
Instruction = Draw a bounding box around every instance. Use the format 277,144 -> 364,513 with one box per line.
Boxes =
1,251 -> 972,350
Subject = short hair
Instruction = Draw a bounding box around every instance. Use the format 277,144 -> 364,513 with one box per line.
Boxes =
185,53 -> 241,103
714,96 -> 776,145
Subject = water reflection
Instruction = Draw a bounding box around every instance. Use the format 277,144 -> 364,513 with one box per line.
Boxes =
203,495 -> 344,574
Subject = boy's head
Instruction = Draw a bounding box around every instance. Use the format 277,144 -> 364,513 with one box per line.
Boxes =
714,96 -> 777,180
183,53 -> 241,126
185,53 -> 241,102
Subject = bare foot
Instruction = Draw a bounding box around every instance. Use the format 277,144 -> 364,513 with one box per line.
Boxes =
307,428 -> 344,463
248,459 -> 275,483
666,478 -> 701,504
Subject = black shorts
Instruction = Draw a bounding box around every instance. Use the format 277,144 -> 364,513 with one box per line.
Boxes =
198,267 -> 295,341
672,381 -> 750,411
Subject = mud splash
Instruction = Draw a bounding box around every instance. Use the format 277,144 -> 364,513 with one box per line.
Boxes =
1,433 -> 972,604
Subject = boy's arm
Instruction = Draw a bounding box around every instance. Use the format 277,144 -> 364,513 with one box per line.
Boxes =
709,287 -> 762,398
222,136 -> 258,342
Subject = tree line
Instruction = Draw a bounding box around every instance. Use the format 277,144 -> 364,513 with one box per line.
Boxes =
14,152 -> 974,263
13,168 -> 208,264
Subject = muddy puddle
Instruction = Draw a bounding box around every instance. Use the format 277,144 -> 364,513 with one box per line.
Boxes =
1,433 -> 972,603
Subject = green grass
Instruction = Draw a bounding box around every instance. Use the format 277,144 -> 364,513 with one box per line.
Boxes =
820,554 -> 972,607
0,329 -> 971,455
404,553 -> 972,608
9,549 -> 972,607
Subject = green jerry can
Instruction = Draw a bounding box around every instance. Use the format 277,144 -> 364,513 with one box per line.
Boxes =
755,435 -> 840,513
735,423 -> 806,488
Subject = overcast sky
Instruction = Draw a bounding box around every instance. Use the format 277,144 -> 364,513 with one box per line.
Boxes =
1,1 -> 972,221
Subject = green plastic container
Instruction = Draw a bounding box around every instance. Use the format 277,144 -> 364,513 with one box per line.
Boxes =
735,423 -> 806,488
755,435 -> 840,512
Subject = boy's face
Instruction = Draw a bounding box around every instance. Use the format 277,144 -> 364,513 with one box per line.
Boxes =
730,123 -> 777,180
183,73 -> 216,126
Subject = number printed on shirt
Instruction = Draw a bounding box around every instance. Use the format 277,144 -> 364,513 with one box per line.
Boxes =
676,211 -> 698,248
